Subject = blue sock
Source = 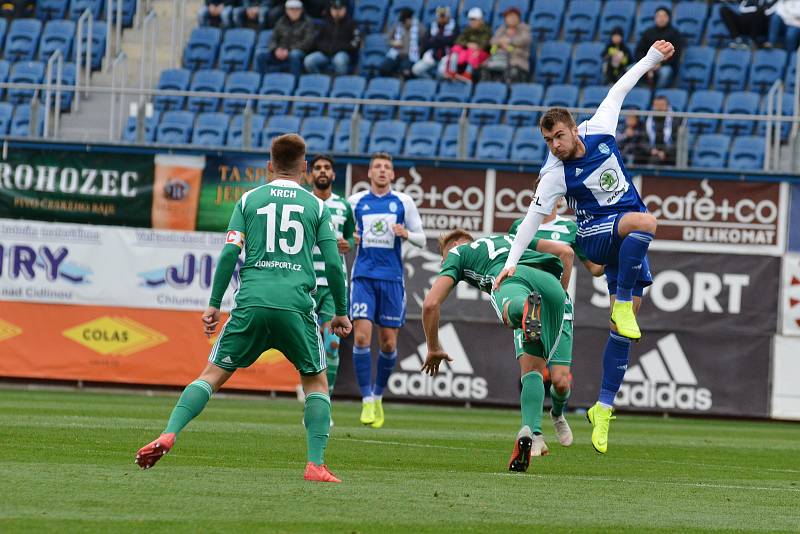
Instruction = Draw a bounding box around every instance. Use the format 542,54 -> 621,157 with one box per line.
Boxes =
598,331 -> 632,407
616,231 -> 653,302
372,350 -> 397,398
352,345 -> 373,399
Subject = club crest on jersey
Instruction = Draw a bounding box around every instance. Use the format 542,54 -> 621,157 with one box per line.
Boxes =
599,169 -> 620,192
598,143 -> 610,155
371,218 -> 390,235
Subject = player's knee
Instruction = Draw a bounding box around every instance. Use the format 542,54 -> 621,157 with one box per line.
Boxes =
639,213 -> 657,235
552,373 -> 571,392
354,333 -> 370,347
379,341 -> 396,353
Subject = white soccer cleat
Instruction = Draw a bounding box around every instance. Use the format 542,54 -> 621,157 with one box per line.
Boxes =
531,434 -> 550,457
551,412 -> 573,446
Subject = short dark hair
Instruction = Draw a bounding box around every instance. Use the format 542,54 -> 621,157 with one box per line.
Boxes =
369,152 -> 393,167
310,154 -> 335,168
438,229 -> 474,255
654,95 -> 669,104
270,134 -> 306,173
655,7 -> 671,19
540,107 -> 576,131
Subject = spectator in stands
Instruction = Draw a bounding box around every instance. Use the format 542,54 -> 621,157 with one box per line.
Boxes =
720,0 -> 778,49
411,5 -> 458,79
643,95 -> 676,166
0,0 -> 34,19
616,114 -> 648,165
198,0 -> 234,28
379,8 -> 424,79
602,27 -> 632,84
636,7 -> 683,88
267,0 -> 329,27
479,6 -> 532,84
262,0 -> 315,76
444,7 -> 491,82
233,0 -> 268,31
768,7 -> 800,49
304,0 -> 360,75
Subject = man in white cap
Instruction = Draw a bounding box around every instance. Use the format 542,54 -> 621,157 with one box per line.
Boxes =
261,0 -> 315,75
444,6 -> 491,81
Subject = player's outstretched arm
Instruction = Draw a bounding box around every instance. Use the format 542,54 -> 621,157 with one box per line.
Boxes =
421,276 -> 456,376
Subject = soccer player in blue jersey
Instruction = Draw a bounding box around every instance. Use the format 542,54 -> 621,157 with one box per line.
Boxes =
348,152 -> 425,428
495,40 -> 676,454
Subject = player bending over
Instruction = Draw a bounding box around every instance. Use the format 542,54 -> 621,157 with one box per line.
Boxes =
495,40 -> 675,454
421,229 -> 567,473
135,134 -> 352,483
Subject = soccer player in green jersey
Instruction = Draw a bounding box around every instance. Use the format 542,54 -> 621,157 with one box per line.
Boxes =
421,229 -> 567,473
135,135 -> 352,483
309,155 -> 356,399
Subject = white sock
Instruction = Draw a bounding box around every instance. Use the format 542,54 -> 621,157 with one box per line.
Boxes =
362,395 -> 373,403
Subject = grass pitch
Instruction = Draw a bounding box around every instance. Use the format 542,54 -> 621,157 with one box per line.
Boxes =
0,389 -> 798,533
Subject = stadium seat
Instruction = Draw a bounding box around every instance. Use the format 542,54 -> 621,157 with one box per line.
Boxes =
5,19 -> 42,62
439,123 -> 477,158
758,93 -> 794,141
8,61 -> 45,104
507,82 -> 544,127
38,20 -> 75,62
192,112 -> 229,146
570,42 -> 605,86
493,0 -> 531,30
359,33 -> 389,77
511,126 -> 547,162
692,134 -> 730,169
0,102 -> 13,135
786,52 -> 797,93
599,0 -> 635,41
44,61 -> 77,111
422,0 -> 458,24
68,0 -> 103,19
678,46 -> 715,91
543,84 -> 578,109
10,104 -> 44,137
218,28 -> 256,72
156,111 -> 194,144
528,0 -> 565,42
368,120 -> 406,154
433,81 -> 472,123
459,0 -> 494,27
327,75 -> 366,119
111,0 -> 137,28
404,121 -> 443,157
705,4 -> 730,48
389,0 -> 424,23
713,48 -> 750,93
256,72 -> 295,116
223,70 -> 260,114
36,0 -> 69,20
262,115 -> 301,147
729,136 -> 765,170
362,76 -> 401,121
79,20 -> 106,70
153,68 -> 191,111
293,73 -> 331,117
656,88 -> 688,112
398,78 -> 437,121
564,0 -> 600,42
673,2 -> 708,46
354,0 -> 387,34
252,29 -> 273,73
123,111 -> 160,143
749,48 -> 788,93
0,18 -> 6,52
300,116 -> 336,153
469,81 -> 508,125
187,69 -> 226,112
0,60 -> 9,100
721,91 -> 759,136
183,27 -> 222,71
622,87 -> 652,112
476,125 -> 513,160
534,41 -> 570,85
578,85 -> 607,122
334,118 -> 372,153
687,90 -> 724,134
227,113 -> 265,148
634,1 -> 671,41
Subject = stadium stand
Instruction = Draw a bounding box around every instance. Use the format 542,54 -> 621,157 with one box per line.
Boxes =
183,27 -> 222,71
692,133 -> 730,168
469,81 -> 507,125
529,0 -> 564,42
404,121 -> 443,157
257,72 -> 296,116
564,0 -> 600,42
329,75 -> 367,119
301,116 -> 336,152
227,113 -> 265,148
440,123 -> 477,158
192,112 -> 229,147
368,119 -> 406,153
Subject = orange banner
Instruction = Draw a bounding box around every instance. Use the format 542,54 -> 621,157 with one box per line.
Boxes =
0,302 -> 301,392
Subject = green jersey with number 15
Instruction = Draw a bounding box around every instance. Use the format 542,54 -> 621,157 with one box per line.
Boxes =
225,179 -> 338,313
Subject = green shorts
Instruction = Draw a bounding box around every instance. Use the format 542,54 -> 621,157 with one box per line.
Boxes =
514,299 -> 573,366
209,306 -> 325,376
491,265 -> 566,362
314,285 -> 335,324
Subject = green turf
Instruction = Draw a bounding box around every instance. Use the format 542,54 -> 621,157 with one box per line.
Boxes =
0,389 -> 798,533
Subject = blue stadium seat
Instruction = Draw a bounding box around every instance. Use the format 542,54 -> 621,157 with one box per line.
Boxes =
354,0 -> 387,34
507,82 -> 543,126
543,84 -> 578,108
534,41 -> 570,85
123,111 -> 160,143
192,112 -> 229,146
68,0 -> 103,19
359,33 -> 389,77
476,124 -> 513,160
528,0 -> 565,41
599,0 -> 635,41
564,0 -> 600,42
786,52 -> 797,93
389,0 -> 424,23
622,87 -> 651,112
0,19 -> 6,53
398,78 -> 436,121
729,136 -> 765,170
79,20 -> 106,70
713,48 -> 750,92
5,19 -> 42,62
252,29 -> 273,73
656,88 -> 688,112
469,81 -> 508,125
38,20 -> 75,62
368,119 -> 406,154
404,121 -> 443,157
156,111 -> 195,144
106,0 -> 136,28
705,4 -> 730,48
227,114 -> 265,148
0,60 -> 9,100
262,115 -> 302,146
570,42 -> 604,86
721,91 -> 759,136
578,85 -> 607,121
334,118 -> 372,153
45,61 -> 77,111
219,28 -> 256,72
511,126 -> 547,162
422,0 -> 458,24
8,61 -> 45,104
758,93 -> 793,141
300,116 -> 336,153
188,69 -> 226,112
183,27 -> 222,71
439,123 -> 477,158
36,0 -> 69,20
678,46 -> 715,91
692,134 -> 730,169
153,68 -> 191,111
256,72 -> 295,116
459,0 -> 494,27
749,48 -> 788,93
223,70 -> 260,114
11,104 -> 44,137
0,102 -> 13,135
362,76 -> 401,121
687,90 -> 724,134
673,2 -> 707,46
433,81 -> 472,123
493,0 -> 532,30
328,75 -> 367,119
293,73 -> 331,117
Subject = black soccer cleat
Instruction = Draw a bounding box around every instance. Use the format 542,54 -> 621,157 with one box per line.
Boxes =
521,291 -> 543,342
508,433 -> 533,472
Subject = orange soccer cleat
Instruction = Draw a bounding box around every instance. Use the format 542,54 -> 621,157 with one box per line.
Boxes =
135,433 -> 176,470
303,462 -> 342,483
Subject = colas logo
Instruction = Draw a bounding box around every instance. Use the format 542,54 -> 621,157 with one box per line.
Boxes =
389,323 -> 488,400
63,316 -> 167,356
